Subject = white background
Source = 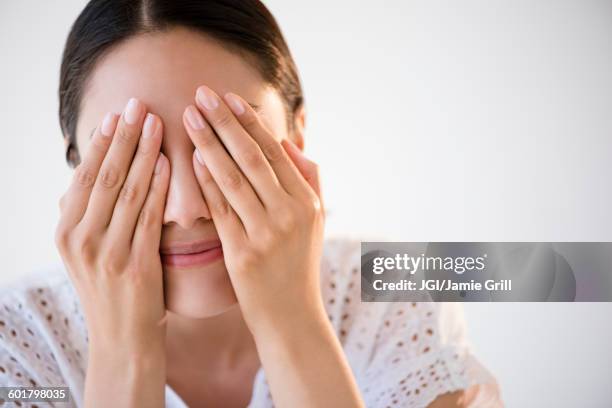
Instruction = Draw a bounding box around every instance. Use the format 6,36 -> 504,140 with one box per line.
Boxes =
1,1 -> 611,406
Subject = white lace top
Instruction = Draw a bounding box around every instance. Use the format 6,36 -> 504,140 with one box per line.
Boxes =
0,237 -> 502,407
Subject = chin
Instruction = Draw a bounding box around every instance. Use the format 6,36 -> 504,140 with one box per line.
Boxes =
162,259 -> 238,319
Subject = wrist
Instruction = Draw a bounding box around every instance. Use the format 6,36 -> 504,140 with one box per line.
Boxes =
251,294 -> 333,351
87,321 -> 166,355
85,345 -> 166,408
88,339 -> 165,371
251,297 -> 362,407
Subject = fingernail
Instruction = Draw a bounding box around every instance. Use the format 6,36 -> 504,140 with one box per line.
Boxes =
225,93 -> 244,115
101,112 -> 116,137
142,113 -> 157,139
185,105 -> 206,130
195,149 -> 205,165
124,98 -> 142,125
154,153 -> 164,174
196,86 -> 219,110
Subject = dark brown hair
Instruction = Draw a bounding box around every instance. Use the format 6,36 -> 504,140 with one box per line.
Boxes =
59,0 -> 303,168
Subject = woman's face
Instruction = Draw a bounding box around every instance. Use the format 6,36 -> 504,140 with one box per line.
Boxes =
75,27 -> 296,318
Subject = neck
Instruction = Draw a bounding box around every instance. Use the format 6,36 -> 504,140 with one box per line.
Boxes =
165,304 -> 258,369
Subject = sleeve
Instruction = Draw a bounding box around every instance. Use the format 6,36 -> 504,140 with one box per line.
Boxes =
0,347 -> 63,408
0,275 -> 84,408
0,313 -> 68,408
320,238 -> 503,408
361,301 -> 503,407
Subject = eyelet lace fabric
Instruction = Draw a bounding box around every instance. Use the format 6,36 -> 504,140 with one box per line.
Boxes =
0,237 -> 501,407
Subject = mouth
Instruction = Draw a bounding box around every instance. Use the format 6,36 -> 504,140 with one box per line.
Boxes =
160,239 -> 224,268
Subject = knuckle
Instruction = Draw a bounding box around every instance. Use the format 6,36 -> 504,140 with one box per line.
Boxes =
127,258 -> 145,276
211,197 -> 231,216
240,148 -> 264,170
124,260 -> 146,286
302,195 -> 321,218
257,228 -> 277,249
275,208 -> 297,233
261,142 -> 284,163
54,224 -> 71,252
240,112 -> 259,129
100,246 -> 124,274
195,128 -> 217,148
74,164 -> 96,188
137,206 -> 158,229
98,165 -> 120,189
136,140 -> 155,156
212,112 -> 233,129
221,169 -> 243,191
198,165 -> 215,184
238,247 -> 261,268
311,195 -> 323,214
101,259 -> 122,275
118,182 -> 139,204
90,134 -> 112,151
116,127 -> 136,145
77,232 -> 98,264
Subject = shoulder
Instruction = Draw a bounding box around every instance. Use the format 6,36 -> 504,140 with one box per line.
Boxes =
0,264 -> 86,345
0,264 -> 87,403
319,237 -> 503,407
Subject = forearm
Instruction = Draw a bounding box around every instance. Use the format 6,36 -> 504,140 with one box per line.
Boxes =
85,346 -> 166,408
254,301 -> 365,408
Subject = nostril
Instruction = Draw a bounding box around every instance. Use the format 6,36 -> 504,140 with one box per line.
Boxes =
162,160 -> 212,227
162,193 -> 212,229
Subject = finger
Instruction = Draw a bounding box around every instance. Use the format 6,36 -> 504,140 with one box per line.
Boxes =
59,112 -> 119,228
194,86 -> 284,207
80,98 -> 146,233
222,92 -> 310,199
281,138 -> 325,214
191,150 -> 245,252
132,152 -> 170,256
107,114 -> 163,246
183,104 -> 266,234
281,138 -> 323,200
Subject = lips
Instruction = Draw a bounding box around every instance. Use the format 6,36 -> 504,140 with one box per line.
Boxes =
160,239 -> 222,255
160,239 -> 224,268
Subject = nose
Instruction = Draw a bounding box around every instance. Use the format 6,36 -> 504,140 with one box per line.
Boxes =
162,155 -> 211,229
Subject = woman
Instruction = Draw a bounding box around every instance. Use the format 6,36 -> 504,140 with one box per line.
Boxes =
0,0 -> 501,406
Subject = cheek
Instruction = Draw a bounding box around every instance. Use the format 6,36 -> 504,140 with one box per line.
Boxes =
73,136 -> 94,166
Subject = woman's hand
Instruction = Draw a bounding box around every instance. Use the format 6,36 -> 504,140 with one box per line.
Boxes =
182,86 -> 325,335
183,86 -> 364,408
54,98 -> 169,408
